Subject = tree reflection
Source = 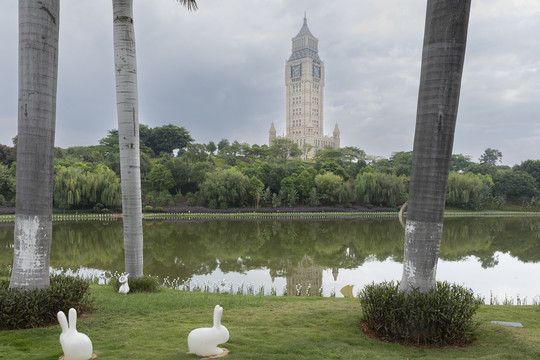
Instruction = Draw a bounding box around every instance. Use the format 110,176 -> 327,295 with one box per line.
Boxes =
1,217 -> 539,279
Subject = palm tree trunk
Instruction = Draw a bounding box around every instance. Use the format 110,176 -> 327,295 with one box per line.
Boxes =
400,0 -> 471,293
10,0 -> 59,290
112,0 -> 144,278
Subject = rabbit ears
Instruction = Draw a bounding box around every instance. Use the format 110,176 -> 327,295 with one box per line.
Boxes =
57,308 -> 78,332
213,305 -> 223,325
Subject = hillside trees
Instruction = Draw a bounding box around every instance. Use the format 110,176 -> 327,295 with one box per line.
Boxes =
3,123 -> 540,212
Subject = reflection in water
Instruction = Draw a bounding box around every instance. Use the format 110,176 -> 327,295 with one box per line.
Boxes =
1,217 -> 539,300
286,255 -> 323,296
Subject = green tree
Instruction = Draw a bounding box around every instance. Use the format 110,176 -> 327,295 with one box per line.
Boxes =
492,169 -> 538,199
479,148 -> 503,166
389,151 -> 413,177
354,172 -> 406,207
400,0 -> 471,293
54,165 -> 122,209
314,147 -> 363,179
467,162 -> 498,177
149,164 -> 175,192
199,168 -> 251,208
0,163 -> 16,205
99,129 -> 120,149
217,139 -> 230,155
269,138 -> 301,161
250,144 -> 270,159
446,172 -> 492,209
314,172 -> 343,204
280,174 -> 300,200
10,0 -> 59,290
0,144 -> 16,166
286,188 -> 299,207
514,160 -> 540,188
372,158 -> 393,174
450,153 -> 474,172
341,146 -> 367,177
206,141 -> 217,155
184,143 -> 208,162
165,157 -> 214,195
147,124 -> 194,156
249,176 -> 264,208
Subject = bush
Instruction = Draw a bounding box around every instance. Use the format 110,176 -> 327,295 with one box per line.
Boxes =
0,274 -> 92,330
359,281 -> 480,345
144,205 -> 154,213
110,275 -> 160,293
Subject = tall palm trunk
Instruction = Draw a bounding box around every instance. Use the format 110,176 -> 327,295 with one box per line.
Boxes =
10,0 -> 60,290
112,0 -> 143,278
400,0 -> 471,293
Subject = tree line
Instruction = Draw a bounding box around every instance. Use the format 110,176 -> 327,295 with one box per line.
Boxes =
1,126 -> 539,212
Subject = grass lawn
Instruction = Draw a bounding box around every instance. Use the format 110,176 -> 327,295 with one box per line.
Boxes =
1,285 -> 539,359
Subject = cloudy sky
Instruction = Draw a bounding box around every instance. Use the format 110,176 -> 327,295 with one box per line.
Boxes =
1,0 -> 539,166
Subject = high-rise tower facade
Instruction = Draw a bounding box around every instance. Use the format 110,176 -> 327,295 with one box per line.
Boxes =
270,16 -> 340,159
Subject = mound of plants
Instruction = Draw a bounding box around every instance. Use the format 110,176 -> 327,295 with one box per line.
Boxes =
359,281 -> 481,345
110,275 -> 160,293
0,274 -> 92,330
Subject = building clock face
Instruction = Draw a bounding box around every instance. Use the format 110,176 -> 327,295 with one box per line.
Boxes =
313,65 -> 321,78
291,64 -> 301,77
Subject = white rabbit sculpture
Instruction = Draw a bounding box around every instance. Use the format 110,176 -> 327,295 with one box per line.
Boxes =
97,272 -> 106,285
57,308 -> 93,360
187,305 -> 229,357
118,273 -> 129,294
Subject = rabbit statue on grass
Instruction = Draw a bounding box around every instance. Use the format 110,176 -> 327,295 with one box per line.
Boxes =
118,273 -> 129,294
57,308 -> 93,360
187,305 -> 229,357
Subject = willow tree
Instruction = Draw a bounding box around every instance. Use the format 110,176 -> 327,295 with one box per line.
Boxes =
400,0 -> 471,293
112,0 -> 197,278
10,0 -> 60,289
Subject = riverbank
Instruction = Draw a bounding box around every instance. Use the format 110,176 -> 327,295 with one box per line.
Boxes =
1,285 -> 539,359
1,209 -> 539,223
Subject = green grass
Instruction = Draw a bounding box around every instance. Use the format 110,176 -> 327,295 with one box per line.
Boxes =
1,285 -> 540,359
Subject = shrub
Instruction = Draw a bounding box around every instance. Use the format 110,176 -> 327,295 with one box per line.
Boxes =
359,281 -> 480,345
186,196 -> 196,207
0,274 -> 92,330
110,275 -> 160,293
144,205 -> 154,213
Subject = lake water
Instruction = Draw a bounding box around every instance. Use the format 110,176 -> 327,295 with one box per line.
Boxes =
1,217 -> 539,303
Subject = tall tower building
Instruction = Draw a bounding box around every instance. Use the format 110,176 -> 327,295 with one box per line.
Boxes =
270,15 -> 340,159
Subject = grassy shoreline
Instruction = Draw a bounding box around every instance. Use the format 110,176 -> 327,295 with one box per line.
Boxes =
1,209 -> 539,223
1,285 -> 539,359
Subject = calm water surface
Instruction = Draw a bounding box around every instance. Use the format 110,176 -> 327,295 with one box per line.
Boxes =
1,217 -> 539,302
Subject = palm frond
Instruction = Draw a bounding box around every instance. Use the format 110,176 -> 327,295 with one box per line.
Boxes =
176,0 -> 198,11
